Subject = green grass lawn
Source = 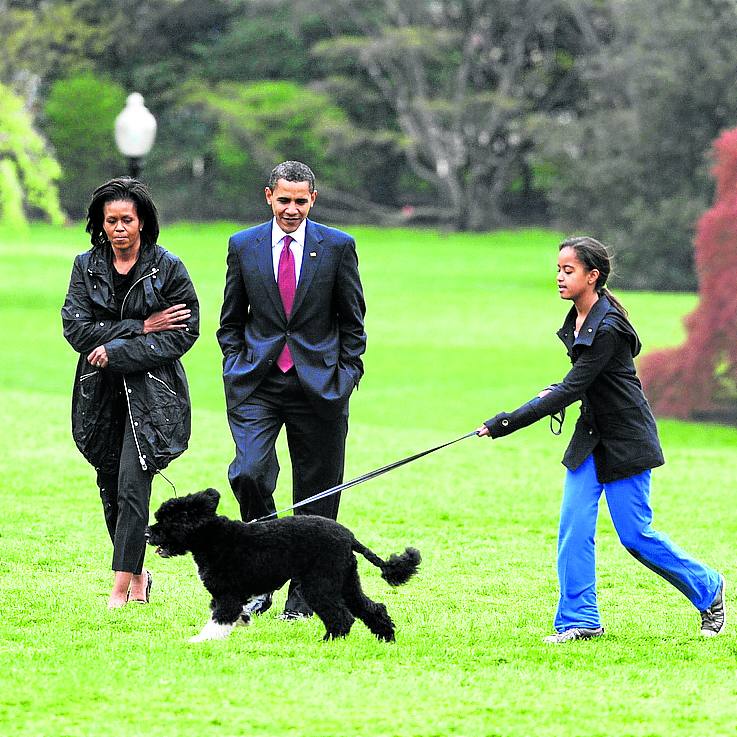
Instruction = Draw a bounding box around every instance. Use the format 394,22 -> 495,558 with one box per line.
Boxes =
1,223 -> 735,737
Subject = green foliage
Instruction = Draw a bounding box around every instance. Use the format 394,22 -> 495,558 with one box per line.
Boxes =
0,82 -> 63,228
1,223 -> 735,736
314,0 -> 599,229
0,159 -> 26,231
186,80 -> 353,218
76,0 -> 239,107
0,0 -> 100,93
4,0 -> 737,284
43,72 -> 127,218
540,0 -> 737,290
193,14 -> 315,84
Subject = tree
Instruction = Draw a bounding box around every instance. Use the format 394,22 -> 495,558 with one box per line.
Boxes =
639,128 -> 737,421
0,0 -> 100,105
315,0 -> 602,230
540,0 -> 737,290
185,79 -> 404,222
186,80 -> 343,218
73,0 -> 271,219
43,72 -> 127,218
0,82 -> 64,228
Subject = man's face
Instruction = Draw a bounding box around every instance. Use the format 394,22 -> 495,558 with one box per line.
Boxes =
265,178 -> 317,233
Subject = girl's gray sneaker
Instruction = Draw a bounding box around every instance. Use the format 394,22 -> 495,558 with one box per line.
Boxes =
543,626 -> 604,643
700,578 -> 726,637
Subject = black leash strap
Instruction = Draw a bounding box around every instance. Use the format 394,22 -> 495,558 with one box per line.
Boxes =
550,407 -> 565,436
251,430 -> 479,523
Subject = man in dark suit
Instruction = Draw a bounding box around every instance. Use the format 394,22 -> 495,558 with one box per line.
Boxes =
217,161 -> 367,619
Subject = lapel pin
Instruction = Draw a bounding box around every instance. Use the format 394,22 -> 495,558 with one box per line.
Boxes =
309,251 -> 317,257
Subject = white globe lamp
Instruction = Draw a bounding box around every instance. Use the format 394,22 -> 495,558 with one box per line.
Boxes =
114,93 -> 157,178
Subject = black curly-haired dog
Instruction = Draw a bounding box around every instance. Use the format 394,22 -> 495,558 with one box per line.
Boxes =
145,489 -> 421,643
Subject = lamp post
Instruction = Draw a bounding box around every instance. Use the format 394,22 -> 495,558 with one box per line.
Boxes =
114,93 -> 157,179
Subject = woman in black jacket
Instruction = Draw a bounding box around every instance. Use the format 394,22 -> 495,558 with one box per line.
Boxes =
62,178 -> 199,608
478,236 -> 724,642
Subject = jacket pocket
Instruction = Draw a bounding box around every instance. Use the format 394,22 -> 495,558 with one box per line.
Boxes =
141,369 -> 190,465
146,371 -> 177,396
72,369 -> 122,472
79,369 -> 99,384
143,370 -> 180,441
597,405 -> 650,440
74,370 -> 101,435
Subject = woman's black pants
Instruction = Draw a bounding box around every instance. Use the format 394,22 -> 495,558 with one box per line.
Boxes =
96,416 -> 153,575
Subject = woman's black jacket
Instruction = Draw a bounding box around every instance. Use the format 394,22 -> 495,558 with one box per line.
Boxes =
484,296 -> 664,483
61,243 -> 199,474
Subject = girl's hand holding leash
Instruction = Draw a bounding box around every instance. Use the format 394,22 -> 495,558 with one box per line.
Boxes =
478,385 -> 556,439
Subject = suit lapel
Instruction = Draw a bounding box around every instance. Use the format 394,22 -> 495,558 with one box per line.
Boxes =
254,222 -> 287,320
291,220 -> 324,318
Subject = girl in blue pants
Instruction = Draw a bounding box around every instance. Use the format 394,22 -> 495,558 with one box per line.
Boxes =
478,236 -> 724,643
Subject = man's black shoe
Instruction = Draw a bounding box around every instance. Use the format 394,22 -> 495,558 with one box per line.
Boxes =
278,609 -> 313,621
283,582 -> 313,619
242,592 -> 273,617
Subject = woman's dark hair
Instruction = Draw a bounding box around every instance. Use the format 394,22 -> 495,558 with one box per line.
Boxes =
559,236 -> 628,316
86,177 -> 160,249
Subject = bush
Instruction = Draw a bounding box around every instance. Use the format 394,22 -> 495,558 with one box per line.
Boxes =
43,71 -> 127,218
640,128 -> 737,420
186,80 -> 356,220
0,82 -> 63,227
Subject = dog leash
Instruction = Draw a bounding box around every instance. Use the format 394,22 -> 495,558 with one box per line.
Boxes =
250,430 -> 479,523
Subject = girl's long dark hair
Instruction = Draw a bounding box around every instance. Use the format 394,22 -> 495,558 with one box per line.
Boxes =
559,236 -> 628,316
85,177 -> 160,249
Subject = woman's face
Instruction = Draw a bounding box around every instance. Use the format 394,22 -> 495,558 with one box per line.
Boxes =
102,199 -> 142,254
557,246 -> 598,301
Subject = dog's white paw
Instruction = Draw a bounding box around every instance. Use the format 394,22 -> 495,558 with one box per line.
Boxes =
188,618 -> 236,643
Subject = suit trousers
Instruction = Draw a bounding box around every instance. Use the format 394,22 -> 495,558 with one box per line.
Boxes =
554,453 -> 721,631
96,410 -> 154,575
226,367 -> 348,613
226,366 -> 348,523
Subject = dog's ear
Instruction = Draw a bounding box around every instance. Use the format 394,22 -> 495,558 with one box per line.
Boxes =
199,488 -> 220,514
153,496 -> 177,520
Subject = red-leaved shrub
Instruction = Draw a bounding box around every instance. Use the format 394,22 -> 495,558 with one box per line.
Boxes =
639,128 -> 737,420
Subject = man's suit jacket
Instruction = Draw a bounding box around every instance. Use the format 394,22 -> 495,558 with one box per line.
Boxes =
217,218 -> 367,418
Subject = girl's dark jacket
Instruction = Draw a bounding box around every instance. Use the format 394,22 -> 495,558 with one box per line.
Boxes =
484,296 -> 664,483
61,243 -> 199,474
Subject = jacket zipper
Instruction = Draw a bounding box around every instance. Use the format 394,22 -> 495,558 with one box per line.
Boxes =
147,372 -> 176,395
120,266 -> 159,472
120,268 -> 159,317
79,370 -> 98,381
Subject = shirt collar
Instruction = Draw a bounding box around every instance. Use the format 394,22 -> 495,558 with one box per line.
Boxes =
271,218 -> 307,249
557,295 -> 612,348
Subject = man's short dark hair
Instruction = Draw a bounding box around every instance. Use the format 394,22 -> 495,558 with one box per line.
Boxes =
268,161 -> 316,192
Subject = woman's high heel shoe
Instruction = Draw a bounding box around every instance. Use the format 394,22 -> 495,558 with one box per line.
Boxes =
129,571 -> 153,603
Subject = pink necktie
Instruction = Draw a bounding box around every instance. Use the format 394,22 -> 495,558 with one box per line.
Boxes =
276,235 -> 296,372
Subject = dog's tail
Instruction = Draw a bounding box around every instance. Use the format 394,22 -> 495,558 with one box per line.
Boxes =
352,540 -> 421,586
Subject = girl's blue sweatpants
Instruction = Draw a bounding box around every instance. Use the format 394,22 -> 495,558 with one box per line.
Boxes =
554,454 -> 721,632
